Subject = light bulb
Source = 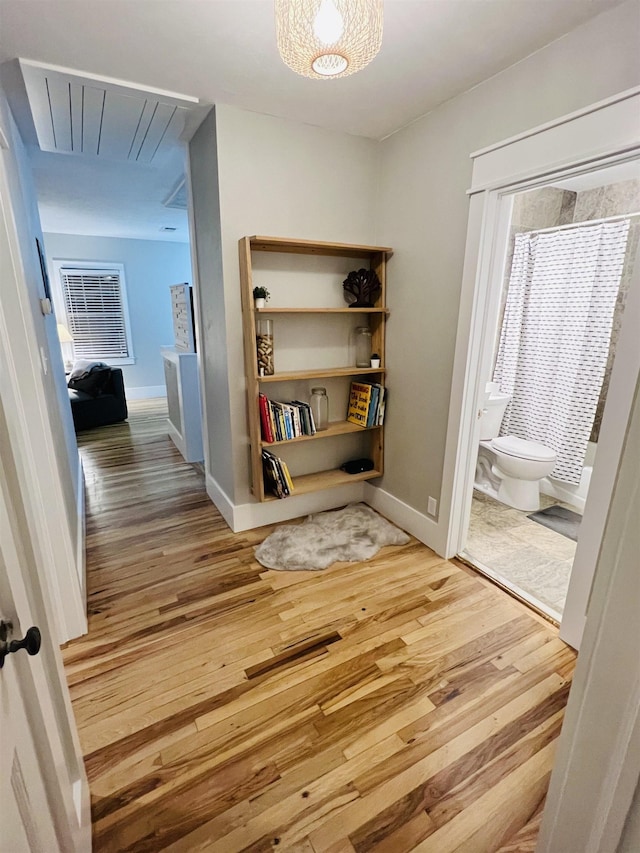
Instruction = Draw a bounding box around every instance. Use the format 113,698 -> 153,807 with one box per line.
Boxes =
313,0 -> 344,45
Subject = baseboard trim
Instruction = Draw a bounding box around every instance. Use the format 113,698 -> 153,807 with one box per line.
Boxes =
205,476 -> 448,546
205,472 -> 367,533
125,385 -> 166,400
363,483 -> 447,556
205,472 -> 236,531
232,483 -> 367,533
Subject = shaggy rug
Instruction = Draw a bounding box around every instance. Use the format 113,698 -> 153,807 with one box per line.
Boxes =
255,503 -> 410,571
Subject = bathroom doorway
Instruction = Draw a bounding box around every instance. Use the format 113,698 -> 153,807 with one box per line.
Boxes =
459,162 -> 640,623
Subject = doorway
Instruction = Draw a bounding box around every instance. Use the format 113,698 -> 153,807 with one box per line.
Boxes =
460,165 -> 640,622
440,86 -> 640,650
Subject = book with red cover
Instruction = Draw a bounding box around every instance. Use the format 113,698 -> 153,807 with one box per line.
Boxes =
258,393 -> 274,443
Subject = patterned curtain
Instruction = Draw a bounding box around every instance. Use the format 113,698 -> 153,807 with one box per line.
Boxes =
494,220 -> 630,484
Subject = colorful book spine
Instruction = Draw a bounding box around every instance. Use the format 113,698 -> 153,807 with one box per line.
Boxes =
272,402 -> 286,441
293,400 -> 316,434
290,404 -> 302,437
281,459 -> 295,494
283,407 -> 293,440
377,387 -> 386,425
262,448 -> 294,498
262,450 -> 284,498
268,400 -> 277,439
367,385 -> 380,427
260,397 -> 318,442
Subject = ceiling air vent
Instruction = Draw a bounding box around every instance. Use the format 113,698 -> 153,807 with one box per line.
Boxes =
19,60 -> 203,163
164,177 -> 188,210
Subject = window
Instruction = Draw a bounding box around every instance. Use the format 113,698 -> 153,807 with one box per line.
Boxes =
56,263 -> 134,364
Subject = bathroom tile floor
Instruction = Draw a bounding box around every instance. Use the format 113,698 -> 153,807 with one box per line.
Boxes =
463,490 -> 580,619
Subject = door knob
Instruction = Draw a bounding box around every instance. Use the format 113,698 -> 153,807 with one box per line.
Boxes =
0,620 -> 42,668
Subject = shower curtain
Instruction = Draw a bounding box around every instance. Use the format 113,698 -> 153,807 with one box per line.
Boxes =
494,219 -> 630,484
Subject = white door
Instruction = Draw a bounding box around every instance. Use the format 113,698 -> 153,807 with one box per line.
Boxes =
0,406 -> 91,852
559,219 -> 640,648
0,93 -> 90,851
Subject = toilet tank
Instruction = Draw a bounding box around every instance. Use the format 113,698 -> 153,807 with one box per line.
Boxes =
479,391 -> 511,440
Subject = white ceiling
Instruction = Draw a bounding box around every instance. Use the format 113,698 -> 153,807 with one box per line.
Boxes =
0,0 -> 626,243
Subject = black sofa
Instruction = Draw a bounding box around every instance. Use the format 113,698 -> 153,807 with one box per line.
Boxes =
68,367 -> 128,432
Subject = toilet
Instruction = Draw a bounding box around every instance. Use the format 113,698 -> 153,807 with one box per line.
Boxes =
475,384 -> 557,511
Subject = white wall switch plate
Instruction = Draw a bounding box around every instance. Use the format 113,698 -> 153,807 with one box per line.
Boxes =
427,496 -> 438,517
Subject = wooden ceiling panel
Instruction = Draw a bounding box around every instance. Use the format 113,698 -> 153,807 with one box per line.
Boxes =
19,59 -> 200,163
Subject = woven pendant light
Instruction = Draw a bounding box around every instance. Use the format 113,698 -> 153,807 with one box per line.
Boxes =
275,0 -> 383,80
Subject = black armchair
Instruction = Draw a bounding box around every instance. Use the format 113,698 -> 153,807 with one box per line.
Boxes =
68,367 -> 128,432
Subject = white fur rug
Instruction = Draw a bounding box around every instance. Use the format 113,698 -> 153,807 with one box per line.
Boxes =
255,503 -> 410,571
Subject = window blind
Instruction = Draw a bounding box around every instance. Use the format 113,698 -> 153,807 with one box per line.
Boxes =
61,269 -> 130,360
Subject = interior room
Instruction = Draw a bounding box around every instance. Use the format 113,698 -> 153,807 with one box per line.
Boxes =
1,2 -> 639,851
462,166 -> 640,621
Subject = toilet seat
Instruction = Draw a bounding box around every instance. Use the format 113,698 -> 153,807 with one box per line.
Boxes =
491,435 -> 556,463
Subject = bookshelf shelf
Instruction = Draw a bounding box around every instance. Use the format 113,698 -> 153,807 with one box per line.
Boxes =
260,420 -> 381,448
256,307 -> 389,315
263,467 -> 383,501
248,236 -> 392,257
259,366 -> 385,383
239,235 -> 390,502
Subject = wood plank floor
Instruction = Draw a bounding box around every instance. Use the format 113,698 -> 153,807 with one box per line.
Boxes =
63,399 -> 576,852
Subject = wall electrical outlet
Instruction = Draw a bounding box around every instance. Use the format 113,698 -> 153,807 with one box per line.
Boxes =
427,496 -> 438,517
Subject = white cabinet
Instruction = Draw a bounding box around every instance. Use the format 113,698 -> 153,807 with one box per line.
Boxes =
161,348 -> 203,463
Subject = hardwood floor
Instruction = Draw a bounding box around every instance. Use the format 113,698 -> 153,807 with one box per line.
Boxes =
64,399 -> 576,852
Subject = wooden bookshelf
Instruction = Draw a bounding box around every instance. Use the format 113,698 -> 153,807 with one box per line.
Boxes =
239,235 -> 391,502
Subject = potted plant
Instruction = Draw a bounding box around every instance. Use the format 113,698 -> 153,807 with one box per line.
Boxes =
253,286 -> 270,309
370,353 -> 381,368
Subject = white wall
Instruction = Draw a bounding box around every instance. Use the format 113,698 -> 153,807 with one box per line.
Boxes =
190,104 -> 379,525
188,107 -> 235,501
43,232 -> 192,396
0,89 -> 79,545
187,0 -> 640,537
375,0 -> 640,545
215,105 -> 379,504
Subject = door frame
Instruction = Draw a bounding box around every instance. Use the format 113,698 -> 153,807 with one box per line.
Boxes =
537,369 -> 640,852
440,85 -> 640,649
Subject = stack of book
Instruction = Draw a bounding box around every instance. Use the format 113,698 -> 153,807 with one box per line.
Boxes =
259,393 -> 316,443
261,449 -> 294,498
346,381 -> 386,428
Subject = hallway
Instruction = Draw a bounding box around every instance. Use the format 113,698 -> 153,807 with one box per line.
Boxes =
63,400 -> 575,851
